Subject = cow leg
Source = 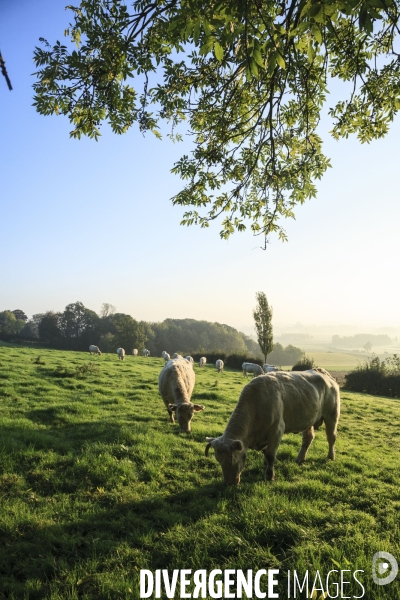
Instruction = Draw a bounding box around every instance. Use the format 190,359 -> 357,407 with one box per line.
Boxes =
324,419 -> 338,460
263,424 -> 284,480
263,452 -> 276,481
167,407 -> 175,424
296,427 -> 315,464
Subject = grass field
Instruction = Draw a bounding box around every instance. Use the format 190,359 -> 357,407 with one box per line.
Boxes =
0,347 -> 399,599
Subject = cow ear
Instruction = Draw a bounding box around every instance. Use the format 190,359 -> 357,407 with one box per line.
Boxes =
168,404 -> 177,411
193,404 -> 205,412
231,440 -> 244,452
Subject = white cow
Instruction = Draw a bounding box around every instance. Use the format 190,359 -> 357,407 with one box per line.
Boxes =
162,351 -> 171,363
242,362 -> 263,378
216,359 -> 224,373
199,357 -> 207,367
158,358 -> 204,433
143,349 -> 150,357
205,368 -> 340,484
132,349 -> 138,356
89,345 -> 101,355
117,347 -> 125,361
263,364 -> 279,373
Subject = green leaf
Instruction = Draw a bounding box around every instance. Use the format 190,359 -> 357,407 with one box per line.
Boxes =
214,41 -> 224,61
199,38 -> 214,55
202,19 -> 211,36
252,48 -> 265,68
193,21 -> 201,43
250,58 -> 259,76
276,52 -> 285,69
307,42 -> 315,62
359,7 -> 367,28
267,52 -> 276,73
312,25 -> 323,44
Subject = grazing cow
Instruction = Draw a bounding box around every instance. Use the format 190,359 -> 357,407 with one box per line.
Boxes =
199,357 -> 207,367
117,347 -> 125,361
132,349 -> 138,356
158,358 -> 205,433
173,353 -> 183,359
89,345 -> 101,355
216,359 -> 224,373
162,351 -> 171,363
242,362 -> 263,378
185,356 -> 194,364
205,368 -> 340,485
263,364 -> 279,373
143,349 -> 150,357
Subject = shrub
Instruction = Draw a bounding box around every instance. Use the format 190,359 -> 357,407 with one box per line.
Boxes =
344,356 -> 400,397
226,353 -> 263,371
291,356 -> 315,371
75,363 -> 99,377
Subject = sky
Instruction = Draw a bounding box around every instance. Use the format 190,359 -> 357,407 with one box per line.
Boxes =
1,0 -> 399,336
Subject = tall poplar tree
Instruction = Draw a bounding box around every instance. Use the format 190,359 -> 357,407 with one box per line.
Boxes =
253,292 -> 273,363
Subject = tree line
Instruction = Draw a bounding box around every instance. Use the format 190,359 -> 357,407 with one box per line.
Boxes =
332,334 -> 392,349
0,302 -> 258,357
0,302 -> 303,365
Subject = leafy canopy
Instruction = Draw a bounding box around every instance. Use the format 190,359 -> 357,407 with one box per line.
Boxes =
33,0 -> 400,242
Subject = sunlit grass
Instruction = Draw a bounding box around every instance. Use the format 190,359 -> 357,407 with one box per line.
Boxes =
0,347 -> 399,599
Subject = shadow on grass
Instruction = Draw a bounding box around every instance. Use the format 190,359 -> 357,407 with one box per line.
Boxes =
27,406 -> 80,426
1,419 -> 125,455
0,480 -> 228,599
192,392 -> 220,400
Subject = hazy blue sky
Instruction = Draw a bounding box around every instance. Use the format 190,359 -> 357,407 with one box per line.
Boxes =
1,1 -> 399,334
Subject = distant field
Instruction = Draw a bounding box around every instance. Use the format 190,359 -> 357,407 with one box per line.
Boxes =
300,351 -> 367,371
0,347 -> 399,599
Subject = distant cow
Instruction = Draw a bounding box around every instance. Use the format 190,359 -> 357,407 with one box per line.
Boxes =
173,353 -> 183,359
205,368 -> 340,484
158,358 -> 205,433
132,349 -> 138,356
199,357 -> 207,367
117,348 -> 125,361
143,349 -> 150,357
162,351 -> 171,363
242,362 -> 263,378
89,345 -> 101,355
263,364 -> 279,373
216,359 -> 224,373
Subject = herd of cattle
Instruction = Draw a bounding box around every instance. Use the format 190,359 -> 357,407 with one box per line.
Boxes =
87,344 -> 340,485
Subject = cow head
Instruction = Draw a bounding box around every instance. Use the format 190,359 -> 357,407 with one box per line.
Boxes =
205,437 -> 247,485
168,402 -> 205,433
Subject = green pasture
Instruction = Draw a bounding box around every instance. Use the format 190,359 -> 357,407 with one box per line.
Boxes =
0,347 -> 399,599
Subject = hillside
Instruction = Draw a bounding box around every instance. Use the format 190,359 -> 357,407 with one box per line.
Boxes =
0,347 -> 399,598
